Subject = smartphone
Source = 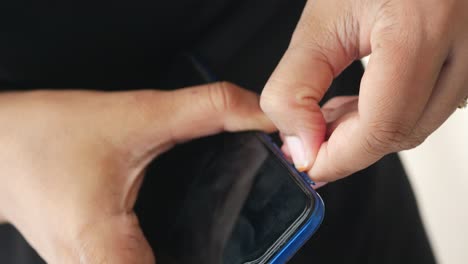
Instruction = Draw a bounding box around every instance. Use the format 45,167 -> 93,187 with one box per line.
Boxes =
134,55 -> 325,264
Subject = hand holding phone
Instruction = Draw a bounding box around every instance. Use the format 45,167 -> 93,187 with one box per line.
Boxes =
0,83 -> 273,264
133,54 -> 325,264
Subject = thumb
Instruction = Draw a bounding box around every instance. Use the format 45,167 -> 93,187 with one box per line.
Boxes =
260,0 -> 358,171
118,82 -> 276,154
71,213 -> 155,264
163,82 -> 276,143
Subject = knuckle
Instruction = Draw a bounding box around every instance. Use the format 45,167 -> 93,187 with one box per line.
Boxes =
401,134 -> 425,150
375,25 -> 413,54
207,81 -> 241,114
329,162 -> 351,180
260,84 -> 287,115
379,9 -> 445,62
400,124 -> 429,150
361,134 -> 385,157
261,77 -> 324,115
259,89 -> 276,114
294,0 -> 359,63
333,11 -> 360,61
365,120 -> 414,154
374,3 -> 423,53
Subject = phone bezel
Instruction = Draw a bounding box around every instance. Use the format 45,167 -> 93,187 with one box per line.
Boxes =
249,133 -> 325,264
180,54 -> 325,263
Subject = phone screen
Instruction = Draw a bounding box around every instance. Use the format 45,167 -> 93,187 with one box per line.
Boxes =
136,132 -> 315,264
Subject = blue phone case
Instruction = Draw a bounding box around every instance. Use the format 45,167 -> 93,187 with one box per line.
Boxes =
256,133 -> 325,264
188,54 -> 325,263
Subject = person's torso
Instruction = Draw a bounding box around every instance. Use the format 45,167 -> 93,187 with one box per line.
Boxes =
0,0 -> 290,90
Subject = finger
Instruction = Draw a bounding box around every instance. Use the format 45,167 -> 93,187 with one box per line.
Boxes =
71,213 -> 155,264
278,132 -> 292,158
279,140 -> 326,189
321,96 -> 359,138
321,96 -> 358,124
294,96 -> 357,188
322,96 -> 359,111
282,96 -> 358,152
116,82 -> 276,155
260,0 -> 358,172
308,25 -> 448,182
164,82 -> 276,142
414,44 -> 468,137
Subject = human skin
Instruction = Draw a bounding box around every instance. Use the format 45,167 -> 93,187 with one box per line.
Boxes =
2,0 -> 467,261
261,0 -> 468,182
0,83 -> 275,263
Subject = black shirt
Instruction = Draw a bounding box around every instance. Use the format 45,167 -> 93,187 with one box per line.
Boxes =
0,1 -> 436,264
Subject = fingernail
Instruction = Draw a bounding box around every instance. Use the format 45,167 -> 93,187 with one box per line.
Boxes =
285,136 -> 309,172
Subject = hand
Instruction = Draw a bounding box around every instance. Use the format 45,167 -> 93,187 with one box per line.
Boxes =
261,0 -> 468,182
0,83 -> 274,263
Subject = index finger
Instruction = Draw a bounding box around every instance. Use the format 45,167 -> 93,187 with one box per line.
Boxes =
260,0 -> 356,171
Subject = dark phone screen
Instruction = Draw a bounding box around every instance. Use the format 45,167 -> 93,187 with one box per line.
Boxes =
136,132 -> 313,264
